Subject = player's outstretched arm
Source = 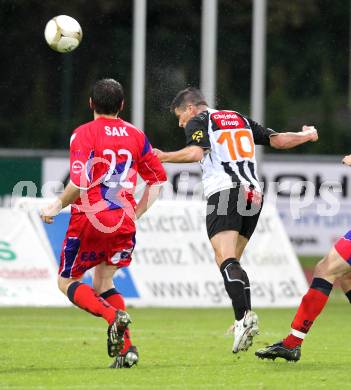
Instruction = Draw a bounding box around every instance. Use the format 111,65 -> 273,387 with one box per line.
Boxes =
153,145 -> 204,163
41,182 -> 81,224
269,125 -> 318,149
135,184 -> 162,219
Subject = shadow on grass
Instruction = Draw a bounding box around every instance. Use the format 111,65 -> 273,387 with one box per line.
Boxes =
0,366 -> 107,374
256,359 -> 349,372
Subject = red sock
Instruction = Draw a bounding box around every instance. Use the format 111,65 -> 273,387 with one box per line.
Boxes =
101,289 -> 126,311
67,282 -> 116,325
283,278 -> 332,348
100,288 -> 132,353
283,334 -> 302,349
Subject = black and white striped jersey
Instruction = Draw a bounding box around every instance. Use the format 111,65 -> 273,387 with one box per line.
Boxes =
184,108 -> 277,198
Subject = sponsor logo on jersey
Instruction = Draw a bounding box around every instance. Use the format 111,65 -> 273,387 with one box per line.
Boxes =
192,130 -> 204,142
111,248 -> 133,264
71,160 -> 84,174
211,111 -> 246,130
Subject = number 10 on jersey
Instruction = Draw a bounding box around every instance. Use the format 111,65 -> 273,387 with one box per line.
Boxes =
217,129 -> 254,161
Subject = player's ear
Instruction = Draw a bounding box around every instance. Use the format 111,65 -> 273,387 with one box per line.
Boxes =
120,100 -> 125,112
89,97 -> 94,110
189,104 -> 197,115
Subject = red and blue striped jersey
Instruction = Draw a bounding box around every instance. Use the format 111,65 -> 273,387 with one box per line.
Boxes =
69,116 -> 167,214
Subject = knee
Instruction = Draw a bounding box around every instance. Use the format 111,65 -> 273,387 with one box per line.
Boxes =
213,247 -> 224,264
314,257 -> 327,274
314,251 -> 348,281
93,282 -> 104,295
57,276 -> 73,295
220,258 -> 243,280
92,278 -> 102,294
93,278 -> 114,295
314,256 -> 335,278
215,250 -> 235,266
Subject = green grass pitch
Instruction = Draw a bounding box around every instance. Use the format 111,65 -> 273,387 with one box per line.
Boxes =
0,294 -> 349,389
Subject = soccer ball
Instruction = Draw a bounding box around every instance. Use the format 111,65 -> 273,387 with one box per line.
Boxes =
44,15 -> 82,53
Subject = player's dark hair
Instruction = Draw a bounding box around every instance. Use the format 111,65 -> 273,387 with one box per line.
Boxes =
91,78 -> 124,115
170,87 -> 208,112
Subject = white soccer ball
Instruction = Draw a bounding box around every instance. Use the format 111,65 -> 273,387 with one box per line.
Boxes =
44,15 -> 82,53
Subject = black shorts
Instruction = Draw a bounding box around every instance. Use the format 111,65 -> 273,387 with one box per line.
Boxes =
206,186 -> 263,240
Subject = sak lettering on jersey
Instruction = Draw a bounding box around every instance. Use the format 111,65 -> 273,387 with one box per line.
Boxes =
104,126 -> 129,136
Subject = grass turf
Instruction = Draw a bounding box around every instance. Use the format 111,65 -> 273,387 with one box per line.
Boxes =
0,294 -> 349,389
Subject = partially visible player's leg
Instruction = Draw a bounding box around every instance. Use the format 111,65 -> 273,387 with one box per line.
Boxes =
57,214 -> 118,323
235,234 -> 251,310
340,272 -> 351,303
256,233 -> 351,362
93,263 -> 127,319
58,275 -> 116,324
236,190 -> 263,314
207,188 -> 259,353
94,227 -> 138,368
58,215 -> 131,359
234,234 -> 249,260
93,262 -> 135,365
226,194 -> 263,352
286,245 -> 351,344
211,230 -> 248,320
210,230 -> 258,352
208,189 -> 250,321
58,274 -> 131,357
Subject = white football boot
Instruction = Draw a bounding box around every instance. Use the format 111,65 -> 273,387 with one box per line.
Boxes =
232,310 -> 259,353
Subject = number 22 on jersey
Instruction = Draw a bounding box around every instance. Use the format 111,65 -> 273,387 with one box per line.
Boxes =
103,148 -> 133,189
216,129 -> 254,161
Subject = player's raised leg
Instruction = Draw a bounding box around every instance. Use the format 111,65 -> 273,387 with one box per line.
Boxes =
211,230 -> 258,353
256,231 -> 351,362
58,274 -> 131,358
58,275 -> 116,324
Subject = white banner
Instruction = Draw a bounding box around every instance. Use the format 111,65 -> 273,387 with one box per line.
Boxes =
262,160 -> 351,255
275,199 -> 351,255
128,201 -> 308,307
9,198 -> 307,308
0,208 -> 68,306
